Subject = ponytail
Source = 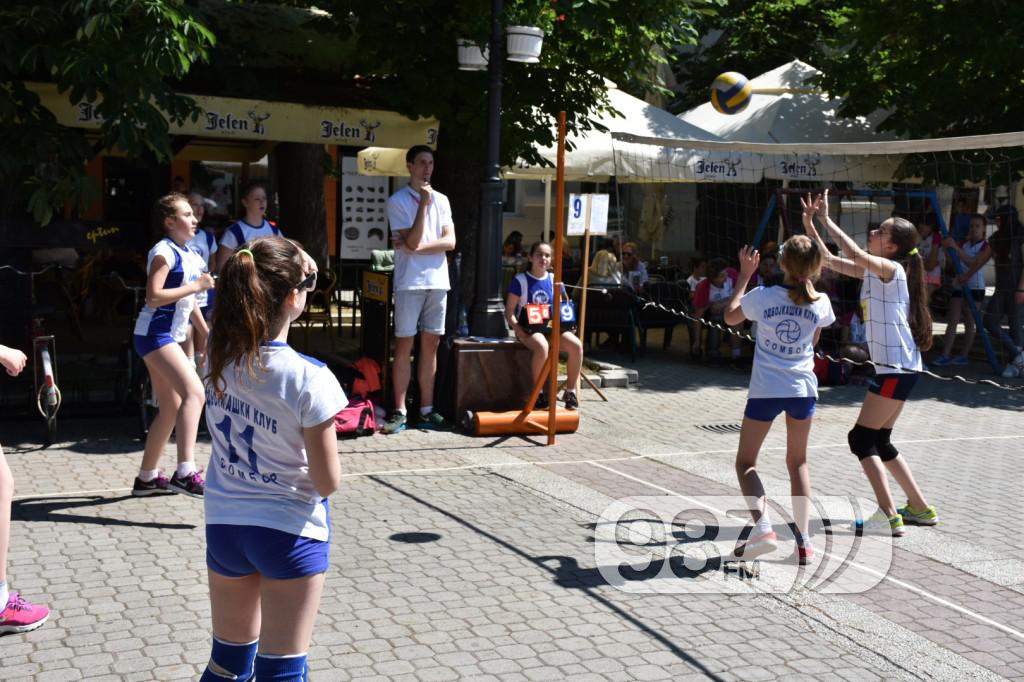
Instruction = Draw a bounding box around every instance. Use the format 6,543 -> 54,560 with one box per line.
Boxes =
902,251 -> 933,352
787,279 -> 820,307
206,237 -> 305,398
888,216 -> 934,352
779,235 -> 823,306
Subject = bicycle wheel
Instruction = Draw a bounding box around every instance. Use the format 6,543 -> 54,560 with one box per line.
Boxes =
137,371 -> 159,438
34,341 -> 61,447
37,384 -> 60,446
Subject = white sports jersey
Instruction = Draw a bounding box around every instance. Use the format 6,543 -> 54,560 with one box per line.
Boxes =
960,238 -> 988,290
860,264 -> 922,374
204,343 -> 347,540
133,238 -> 201,342
740,285 -> 836,398
386,186 -> 452,292
185,228 -> 218,307
219,219 -> 283,251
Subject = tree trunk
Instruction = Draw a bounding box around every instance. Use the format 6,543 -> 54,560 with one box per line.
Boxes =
272,142 -> 327,269
433,132 -> 484,319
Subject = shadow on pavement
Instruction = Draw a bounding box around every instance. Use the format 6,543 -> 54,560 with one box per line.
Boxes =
12,494 -> 195,530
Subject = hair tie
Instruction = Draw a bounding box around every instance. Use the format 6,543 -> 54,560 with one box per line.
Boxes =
236,248 -> 254,260
907,247 -> 919,256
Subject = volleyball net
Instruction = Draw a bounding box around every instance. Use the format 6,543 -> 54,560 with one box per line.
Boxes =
609,131 -> 1024,387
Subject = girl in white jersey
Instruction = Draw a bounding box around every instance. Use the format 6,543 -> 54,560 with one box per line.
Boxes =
802,191 -> 939,536
201,237 -> 345,682
215,181 -> 283,272
935,214 -> 988,365
723,237 -> 835,565
131,194 -> 215,498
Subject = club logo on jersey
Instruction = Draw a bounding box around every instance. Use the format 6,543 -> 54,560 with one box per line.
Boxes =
775,319 -> 802,344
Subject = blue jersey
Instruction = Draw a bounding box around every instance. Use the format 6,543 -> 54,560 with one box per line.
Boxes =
204,342 -> 347,541
134,238 -> 201,342
509,271 -> 575,326
219,219 -> 283,251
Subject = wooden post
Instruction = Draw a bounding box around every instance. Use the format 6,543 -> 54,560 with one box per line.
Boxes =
547,112 -> 568,446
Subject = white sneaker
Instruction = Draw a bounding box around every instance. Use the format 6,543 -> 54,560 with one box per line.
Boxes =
1002,364 -> 1019,379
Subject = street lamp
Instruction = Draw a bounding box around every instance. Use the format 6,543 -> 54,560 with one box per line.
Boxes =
461,0 -> 544,337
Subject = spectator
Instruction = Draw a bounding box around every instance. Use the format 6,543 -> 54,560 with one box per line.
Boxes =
685,256 -> 707,359
692,257 -> 743,365
583,250 -> 624,287
916,214 -> 943,299
935,215 -> 988,365
382,145 -> 457,433
960,206 -> 1024,376
620,242 -> 649,292
750,251 -> 781,289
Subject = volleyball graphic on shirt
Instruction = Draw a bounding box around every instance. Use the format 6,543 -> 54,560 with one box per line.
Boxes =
775,319 -> 802,344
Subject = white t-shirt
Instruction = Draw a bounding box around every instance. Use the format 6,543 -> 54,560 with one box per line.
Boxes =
960,239 -> 988,290
860,264 -> 922,374
386,186 -> 452,291
204,342 -> 348,541
741,285 -> 836,398
185,229 -> 218,307
133,238 -> 201,342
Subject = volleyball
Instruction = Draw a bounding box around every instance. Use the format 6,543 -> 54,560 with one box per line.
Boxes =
710,71 -> 752,115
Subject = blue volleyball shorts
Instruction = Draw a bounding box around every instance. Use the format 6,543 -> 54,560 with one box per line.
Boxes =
206,524 -> 330,580
744,397 -> 817,422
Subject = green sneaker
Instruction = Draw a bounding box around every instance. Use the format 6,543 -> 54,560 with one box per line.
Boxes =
418,410 -> 450,431
898,502 -> 939,526
856,509 -> 905,537
381,411 -> 407,435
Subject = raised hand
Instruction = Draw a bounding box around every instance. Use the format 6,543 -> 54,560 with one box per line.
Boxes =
737,245 -> 760,278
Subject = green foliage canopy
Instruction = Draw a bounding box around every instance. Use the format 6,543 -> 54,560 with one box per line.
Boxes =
0,0 -> 214,224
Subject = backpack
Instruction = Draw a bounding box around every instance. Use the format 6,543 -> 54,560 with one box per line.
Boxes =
334,397 -> 377,438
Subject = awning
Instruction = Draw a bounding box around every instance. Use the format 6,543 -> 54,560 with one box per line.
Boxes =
29,82 -> 439,157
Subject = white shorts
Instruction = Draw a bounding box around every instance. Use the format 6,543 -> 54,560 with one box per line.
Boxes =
394,289 -> 447,338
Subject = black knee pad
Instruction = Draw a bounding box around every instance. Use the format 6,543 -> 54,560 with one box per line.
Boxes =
875,427 -> 899,462
848,424 -> 879,460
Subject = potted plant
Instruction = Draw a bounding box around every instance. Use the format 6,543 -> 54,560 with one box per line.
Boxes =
457,39 -> 488,70
505,0 -> 563,63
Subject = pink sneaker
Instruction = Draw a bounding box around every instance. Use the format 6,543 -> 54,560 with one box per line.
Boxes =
798,544 -> 815,565
735,530 -> 778,560
169,468 -> 205,498
0,592 -> 49,634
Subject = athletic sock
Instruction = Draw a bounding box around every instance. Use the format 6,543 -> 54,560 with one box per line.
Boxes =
138,469 -> 160,483
0,580 -> 8,609
177,462 -> 197,478
254,653 -> 307,682
420,405 -> 433,416
199,637 -> 258,681
755,515 -> 772,536
796,531 -> 814,548
394,408 -> 407,416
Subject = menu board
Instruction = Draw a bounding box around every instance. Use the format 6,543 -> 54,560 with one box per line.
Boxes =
340,156 -> 391,260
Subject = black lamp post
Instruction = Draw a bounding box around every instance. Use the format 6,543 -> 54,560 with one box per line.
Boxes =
469,0 -> 510,337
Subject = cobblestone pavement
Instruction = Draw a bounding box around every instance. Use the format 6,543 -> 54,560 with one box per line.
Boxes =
1,339 -> 1023,681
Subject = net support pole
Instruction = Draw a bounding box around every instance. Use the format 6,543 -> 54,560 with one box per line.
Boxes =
547,112 -> 568,445
751,192 -> 777,248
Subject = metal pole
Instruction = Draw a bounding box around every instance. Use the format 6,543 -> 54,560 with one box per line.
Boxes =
470,0 -> 508,338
